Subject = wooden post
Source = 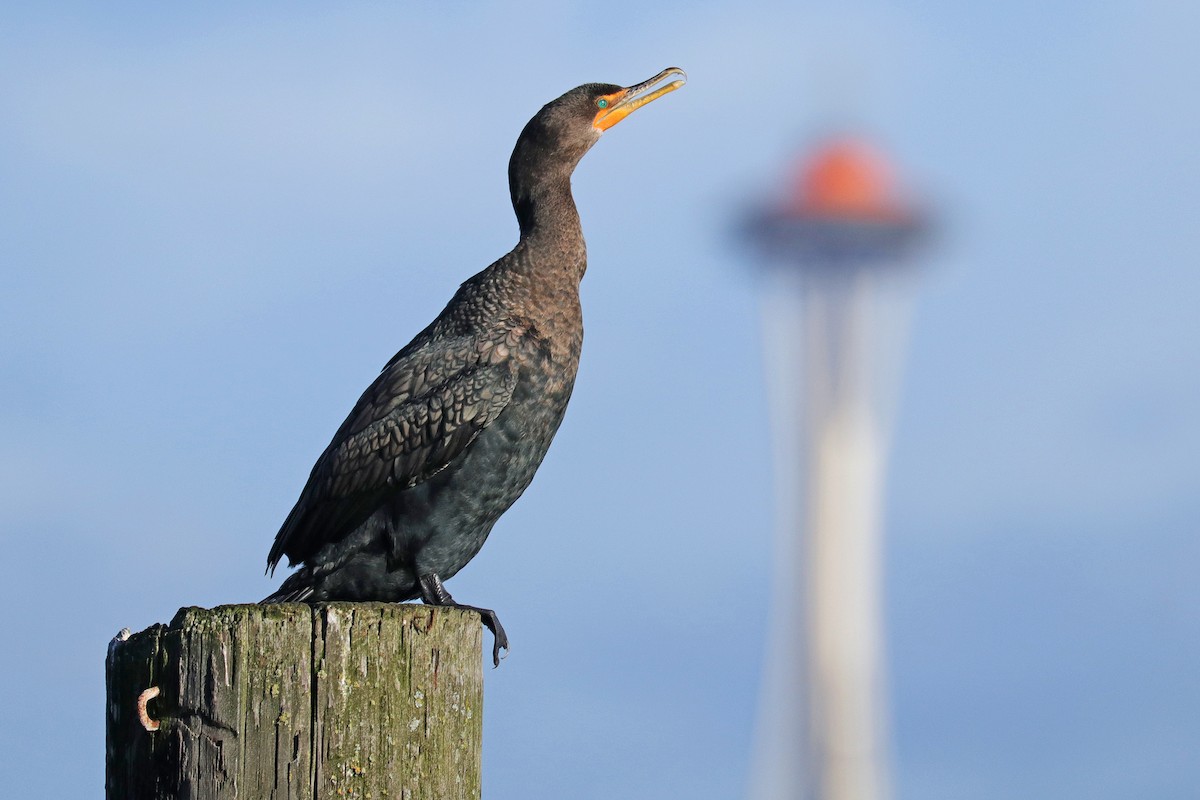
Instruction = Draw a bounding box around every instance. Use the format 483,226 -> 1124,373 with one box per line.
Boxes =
106,603 -> 483,799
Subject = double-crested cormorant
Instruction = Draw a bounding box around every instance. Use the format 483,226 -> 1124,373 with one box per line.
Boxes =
263,68 -> 686,665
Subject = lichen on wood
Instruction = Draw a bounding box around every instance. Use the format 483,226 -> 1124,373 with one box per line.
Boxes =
106,603 -> 483,800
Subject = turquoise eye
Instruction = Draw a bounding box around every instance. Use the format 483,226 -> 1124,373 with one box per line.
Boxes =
596,98 -> 608,109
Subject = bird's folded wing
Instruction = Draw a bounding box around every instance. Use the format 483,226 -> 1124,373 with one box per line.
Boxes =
267,339 -> 518,570
327,357 -> 517,495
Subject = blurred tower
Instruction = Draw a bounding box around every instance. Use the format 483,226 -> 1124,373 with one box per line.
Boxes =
743,139 -> 927,800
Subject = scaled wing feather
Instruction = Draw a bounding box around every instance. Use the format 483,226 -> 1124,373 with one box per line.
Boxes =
267,338 -> 518,571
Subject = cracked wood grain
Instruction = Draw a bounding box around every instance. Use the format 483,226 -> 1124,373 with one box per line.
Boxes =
106,603 -> 483,800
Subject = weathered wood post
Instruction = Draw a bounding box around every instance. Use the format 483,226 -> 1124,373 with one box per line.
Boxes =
106,603 -> 483,799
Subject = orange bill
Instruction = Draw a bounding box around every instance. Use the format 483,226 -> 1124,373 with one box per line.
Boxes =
594,66 -> 687,131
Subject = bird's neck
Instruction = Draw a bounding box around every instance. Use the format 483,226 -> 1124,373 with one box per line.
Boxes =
511,170 -> 579,233
510,175 -> 587,281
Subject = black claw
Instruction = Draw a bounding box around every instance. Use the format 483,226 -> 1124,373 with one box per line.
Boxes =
483,610 -> 509,668
418,574 -> 508,667
454,604 -> 508,667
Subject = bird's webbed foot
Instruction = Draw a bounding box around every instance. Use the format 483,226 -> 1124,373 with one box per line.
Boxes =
418,573 -> 509,668
451,603 -> 509,668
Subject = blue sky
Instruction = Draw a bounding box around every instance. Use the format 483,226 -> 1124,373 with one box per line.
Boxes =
1,2 -> 1197,797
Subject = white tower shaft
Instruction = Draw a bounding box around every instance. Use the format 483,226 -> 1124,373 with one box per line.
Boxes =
752,266 -> 906,800
802,274 -> 890,800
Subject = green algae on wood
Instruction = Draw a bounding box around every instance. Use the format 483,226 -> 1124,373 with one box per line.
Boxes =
106,603 -> 483,800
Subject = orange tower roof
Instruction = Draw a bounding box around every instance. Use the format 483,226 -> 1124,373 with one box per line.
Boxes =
786,139 -> 910,222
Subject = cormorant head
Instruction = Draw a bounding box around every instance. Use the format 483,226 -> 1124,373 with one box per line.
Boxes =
509,67 -> 686,208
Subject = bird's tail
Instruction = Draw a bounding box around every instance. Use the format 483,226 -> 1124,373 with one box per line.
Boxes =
260,569 -> 317,604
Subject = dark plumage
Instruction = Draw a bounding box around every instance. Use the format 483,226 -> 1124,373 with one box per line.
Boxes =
263,68 -> 685,665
